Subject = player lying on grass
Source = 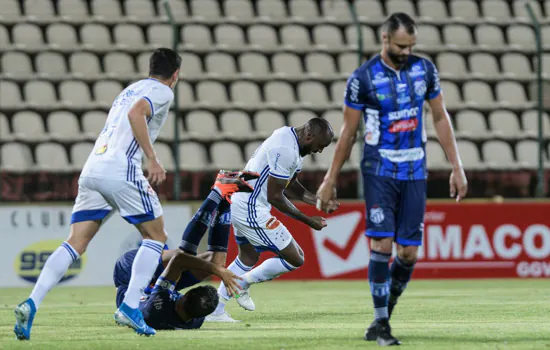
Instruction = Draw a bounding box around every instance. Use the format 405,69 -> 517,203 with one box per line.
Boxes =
113,170 -> 259,330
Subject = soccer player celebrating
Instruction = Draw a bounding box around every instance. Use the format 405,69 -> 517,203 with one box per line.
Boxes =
316,13 -> 468,346
114,171 -> 258,329
15,48 -> 182,338
209,118 -> 339,320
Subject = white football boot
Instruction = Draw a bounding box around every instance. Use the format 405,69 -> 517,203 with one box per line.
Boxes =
205,311 -> 241,323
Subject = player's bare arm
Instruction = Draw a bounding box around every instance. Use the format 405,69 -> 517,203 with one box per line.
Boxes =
317,106 -> 362,210
267,176 -> 326,230
127,98 -> 166,185
428,93 -> 468,201
160,250 -> 242,297
285,174 -> 339,213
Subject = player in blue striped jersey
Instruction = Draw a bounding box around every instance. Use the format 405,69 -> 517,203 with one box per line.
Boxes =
316,13 -> 468,346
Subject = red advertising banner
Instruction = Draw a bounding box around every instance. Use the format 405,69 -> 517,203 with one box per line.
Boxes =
226,202 -> 550,279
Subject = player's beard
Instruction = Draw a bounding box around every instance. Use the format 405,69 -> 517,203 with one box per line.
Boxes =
387,49 -> 409,68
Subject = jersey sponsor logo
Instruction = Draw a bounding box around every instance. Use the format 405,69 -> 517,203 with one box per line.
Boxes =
369,207 -> 385,225
348,78 -> 361,103
266,217 -> 281,230
396,83 -> 407,92
364,108 -> 380,146
389,118 -> 419,133
409,65 -> 426,78
372,72 -> 390,85
14,239 -> 86,284
379,147 -> 425,163
414,80 -> 427,97
388,107 -> 419,121
397,94 -> 411,104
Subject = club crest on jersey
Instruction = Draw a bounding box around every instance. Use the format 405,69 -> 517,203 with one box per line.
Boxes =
370,207 -> 384,225
414,80 -> 427,97
95,145 -> 107,155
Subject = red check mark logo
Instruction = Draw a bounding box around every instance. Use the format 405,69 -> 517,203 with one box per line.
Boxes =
322,229 -> 363,260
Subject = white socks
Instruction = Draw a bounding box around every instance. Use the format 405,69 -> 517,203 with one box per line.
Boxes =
30,242 -> 80,309
241,258 -> 297,288
213,256 -> 253,315
122,239 -> 164,309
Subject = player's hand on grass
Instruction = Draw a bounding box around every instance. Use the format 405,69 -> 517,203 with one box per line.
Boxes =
215,266 -> 243,298
147,158 -> 166,186
308,216 -> 327,231
450,167 -> 468,202
316,180 -> 337,213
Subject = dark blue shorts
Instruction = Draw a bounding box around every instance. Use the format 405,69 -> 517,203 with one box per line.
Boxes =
113,249 -> 202,308
363,173 -> 426,246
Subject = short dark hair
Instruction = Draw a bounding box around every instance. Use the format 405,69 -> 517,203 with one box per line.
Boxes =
307,117 -> 334,138
149,48 -> 182,79
182,285 -> 219,318
382,12 -> 417,35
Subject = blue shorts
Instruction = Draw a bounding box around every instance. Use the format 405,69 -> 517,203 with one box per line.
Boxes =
113,249 -> 201,308
363,173 -> 426,246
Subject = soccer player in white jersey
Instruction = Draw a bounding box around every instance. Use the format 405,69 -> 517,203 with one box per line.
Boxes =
207,118 -> 339,322
14,48 -> 182,339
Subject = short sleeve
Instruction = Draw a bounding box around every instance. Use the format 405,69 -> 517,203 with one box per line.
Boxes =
425,59 -> 441,100
344,70 -> 369,110
267,146 -> 295,180
142,86 -> 174,117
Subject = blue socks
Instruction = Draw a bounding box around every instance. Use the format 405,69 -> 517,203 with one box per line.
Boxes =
208,200 -> 230,252
389,256 -> 415,305
368,250 -> 391,320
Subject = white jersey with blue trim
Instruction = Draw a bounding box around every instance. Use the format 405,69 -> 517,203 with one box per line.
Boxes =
231,126 -> 304,219
80,78 -> 173,181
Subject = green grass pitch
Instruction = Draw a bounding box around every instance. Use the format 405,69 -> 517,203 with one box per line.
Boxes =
1,280 -> 549,349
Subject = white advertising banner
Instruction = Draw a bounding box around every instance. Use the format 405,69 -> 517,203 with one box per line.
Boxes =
0,205 -> 191,287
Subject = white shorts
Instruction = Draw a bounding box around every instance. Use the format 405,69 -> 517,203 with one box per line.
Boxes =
71,176 -> 163,225
232,212 -> 293,253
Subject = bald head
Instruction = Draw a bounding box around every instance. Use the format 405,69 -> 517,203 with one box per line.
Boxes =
296,118 -> 334,156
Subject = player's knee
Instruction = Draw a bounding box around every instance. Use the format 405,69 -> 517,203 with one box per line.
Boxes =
370,237 -> 393,254
286,255 -> 304,268
397,245 -> 419,264
238,253 -> 259,267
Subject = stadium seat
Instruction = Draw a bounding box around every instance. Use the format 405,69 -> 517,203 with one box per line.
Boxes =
210,141 -> 245,169
482,140 -> 518,169
316,143 -> 337,170
321,0 -> 352,21
450,0 -> 479,18
24,0 -> 56,20
264,81 -> 296,107
521,110 -> 550,137
436,53 -> 467,78
225,0 -> 254,19
301,155 -> 317,170
230,81 -> 262,107
148,24 -> 173,49
516,140 -> 541,169
220,110 -> 254,139
386,0 -> 416,16
416,24 -> 442,47
0,113 -> 13,141
177,81 -> 194,106
58,0 -> 88,20
248,24 -> 279,49
488,110 -> 523,139
330,80 -> 346,103
91,0 -> 122,20
191,0 -> 221,19
462,81 -> 494,107
125,0 -> 157,20
12,111 -> 48,141
148,142 -> 175,172
313,25 -> 344,49
298,81 -> 329,107
0,81 -> 23,108
196,81 -> 228,107
501,53 -> 532,79
257,0 -> 286,19
469,53 -> 500,78
93,80 -> 123,107
345,25 -> 378,50
70,52 -> 102,79
137,51 -> 153,75
288,110 -> 317,127
179,142 -> 208,170
481,0 -> 512,20
163,0 -> 188,18
47,111 -> 82,141
338,52 -> 360,75
186,110 -> 219,139
496,81 -> 530,108
273,53 -> 303,77
244,141 -> 262,160
280,25 -> 311,49
254,110 -> 286,137
455,110 -> 489,138
475,24 -> 505,48
82,111 -> 107,138
457,140 -> 485,170
1,51 -> 32,77
289,0 -> 319,18
239,53 -> 270,76
418,0 -> 448,19
439,81 -> 461,109
206,53 -> 237,76
12,23 -> 44,49
36,52 -> 67,78
1,142 -> 34,172
70,142 -> 94,170
0,25 -> 9,47
113,24 -> 145,49
24,81 -> 58,109
104,52 -> 135,78
214,25 -> 246,49
0,0 -> 23,21
59,80 -> 94,108
35,142 -> 71,172
181,25 -> 212,48
81,23 -> 112,50
157,111 -> 184,142
46,23 -> 78,49
354,0 -> 385,20
507,25 -> 536,50
443,24 -> 473,48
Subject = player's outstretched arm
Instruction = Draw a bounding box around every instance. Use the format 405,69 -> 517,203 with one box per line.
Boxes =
284,175 -> 339,213
268,176 -> 326,230
317,106 -> 361,210
428,94 -> 468,201
128,98 -> 166,185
